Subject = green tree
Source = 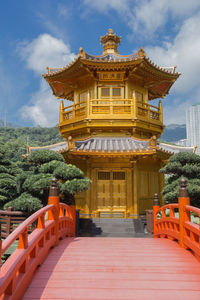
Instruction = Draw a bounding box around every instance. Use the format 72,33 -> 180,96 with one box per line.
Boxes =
4,149 -> 91,212
160,152 -> 200,207
0,143 -> 21,208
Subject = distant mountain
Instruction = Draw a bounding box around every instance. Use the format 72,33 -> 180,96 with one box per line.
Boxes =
160,124 -> 186,142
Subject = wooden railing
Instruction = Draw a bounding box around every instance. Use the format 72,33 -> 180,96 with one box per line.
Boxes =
60,99 -> 162,123
153,179 -> 200,260
0,208 -> 26,238
0,179 -> 76,300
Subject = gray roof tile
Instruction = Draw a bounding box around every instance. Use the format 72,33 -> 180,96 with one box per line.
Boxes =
158,142 -> 194,154
76,137 -> 149,152
29,137 -> 195,155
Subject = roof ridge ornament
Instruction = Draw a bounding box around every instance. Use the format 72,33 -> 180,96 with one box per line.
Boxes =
100,29 -> 121,55
137,47 -> 146,58
149,136 -> 157,149
78,47 -> 86,59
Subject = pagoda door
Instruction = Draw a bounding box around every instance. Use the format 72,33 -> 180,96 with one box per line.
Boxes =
96,170 -> 127,217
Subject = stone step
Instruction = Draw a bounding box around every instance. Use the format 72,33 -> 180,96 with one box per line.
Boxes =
78,218 -> 148,237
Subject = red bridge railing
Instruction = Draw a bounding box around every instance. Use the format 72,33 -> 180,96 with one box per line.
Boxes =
153,178 -> 200,260
0,179 -> 76,300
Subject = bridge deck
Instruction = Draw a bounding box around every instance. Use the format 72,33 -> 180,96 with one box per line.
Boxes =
23,237 -> 200,300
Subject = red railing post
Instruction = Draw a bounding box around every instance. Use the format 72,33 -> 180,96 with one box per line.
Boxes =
48,178 -> 60,246
153,193 -> 160,237
178,178 -> 190,248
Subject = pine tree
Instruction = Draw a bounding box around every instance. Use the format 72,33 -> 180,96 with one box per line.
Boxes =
4,149 -> 91,212
160,152 -> 200,207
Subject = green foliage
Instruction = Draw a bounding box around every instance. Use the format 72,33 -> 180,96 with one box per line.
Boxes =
0,125 -> 90,212
53,164 -> 84,181
0,143 -> 20,207
4,193 -> 43,212
61,178 -> 91,195
27,149 -> 65,165
0,126 -> 63,162
8,149 -> 90,211
39,160 -> 63,174
161,152 -> 200,207
23,174 -> 53,195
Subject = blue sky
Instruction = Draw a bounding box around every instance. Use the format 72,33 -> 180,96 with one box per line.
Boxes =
1,0 -> 200,127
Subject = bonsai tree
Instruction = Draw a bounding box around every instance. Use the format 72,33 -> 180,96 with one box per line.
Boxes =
4,149 -> 91,213
160,152 -> 200,207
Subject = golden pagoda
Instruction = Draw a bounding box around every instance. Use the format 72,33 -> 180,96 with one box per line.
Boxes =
38,29 -> 193,218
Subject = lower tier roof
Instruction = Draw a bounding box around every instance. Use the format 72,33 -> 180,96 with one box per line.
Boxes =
29,137 -> 195,156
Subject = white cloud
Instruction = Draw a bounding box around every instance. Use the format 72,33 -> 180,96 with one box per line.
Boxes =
19,34 -> 75,126
20,81 -> 59,127
57,4 -> 72,19
18,34 -> 75,74
146,12 -> 200,94
20,81 -> 72,127
131,0 -> 200,35
83,0 -> 200,35
83,0 -> 130,14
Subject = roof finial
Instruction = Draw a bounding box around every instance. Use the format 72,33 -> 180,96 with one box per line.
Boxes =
100,29 -> 121,55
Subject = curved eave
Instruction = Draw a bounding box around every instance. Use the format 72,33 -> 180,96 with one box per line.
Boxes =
42,52 -> 180,78
28,141 -> 68,154
134,58 -> 180,100
43,58 -> 94,99
42,53 -> 180,100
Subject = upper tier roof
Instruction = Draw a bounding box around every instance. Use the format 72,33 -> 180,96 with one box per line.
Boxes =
42,29 -> 180,100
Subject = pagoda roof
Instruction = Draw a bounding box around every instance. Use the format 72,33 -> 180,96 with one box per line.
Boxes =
42,47 -> 180,100
29,137 -> 195,157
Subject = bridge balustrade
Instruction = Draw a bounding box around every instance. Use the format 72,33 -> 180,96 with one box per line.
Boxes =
153,178 -> 200,260
0,179 -> 75,300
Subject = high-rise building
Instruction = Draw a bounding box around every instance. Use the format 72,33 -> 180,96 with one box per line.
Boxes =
186,103 -> 200,153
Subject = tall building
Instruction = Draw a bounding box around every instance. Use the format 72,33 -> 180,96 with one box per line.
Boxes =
186,103 -> 200,153
30,29 -> 194,219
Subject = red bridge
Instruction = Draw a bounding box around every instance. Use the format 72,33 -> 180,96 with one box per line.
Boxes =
1,179 -> 200,300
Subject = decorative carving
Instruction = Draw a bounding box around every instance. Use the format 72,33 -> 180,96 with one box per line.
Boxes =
67,136 -> 76,150
98,72 -> 124,81
153,193 -> 160,206
100,29 -> 121,54
78,47 -> 86,58
179,178 -> 188,198
149,136 -> 157,149
137,47 -> 146,58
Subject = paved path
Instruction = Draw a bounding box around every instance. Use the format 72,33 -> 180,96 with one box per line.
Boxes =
23,237 -> 200,300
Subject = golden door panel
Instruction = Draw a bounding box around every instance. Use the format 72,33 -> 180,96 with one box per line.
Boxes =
112,172 -> 126,209
97,172 -> 111,210
96,171 -> 126,211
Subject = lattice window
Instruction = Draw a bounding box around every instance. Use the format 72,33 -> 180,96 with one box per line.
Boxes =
112,88 -> 121,97
135,91 -> 143,104
113,172 -> 125,180
101,88 -> 110,98
80,91 -> 87,102
98,172 -> 110,180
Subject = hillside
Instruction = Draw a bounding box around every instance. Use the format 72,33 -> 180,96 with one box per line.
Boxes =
160,124 -> 186,142
0,127 -> 63,162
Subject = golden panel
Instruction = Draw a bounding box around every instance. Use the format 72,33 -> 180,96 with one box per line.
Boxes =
98,72 -> 124,81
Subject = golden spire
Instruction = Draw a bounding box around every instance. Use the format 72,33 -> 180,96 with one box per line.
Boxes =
100,29 -> 121,55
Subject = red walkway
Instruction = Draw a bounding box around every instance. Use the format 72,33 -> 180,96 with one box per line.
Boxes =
23,237 -> 200,300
